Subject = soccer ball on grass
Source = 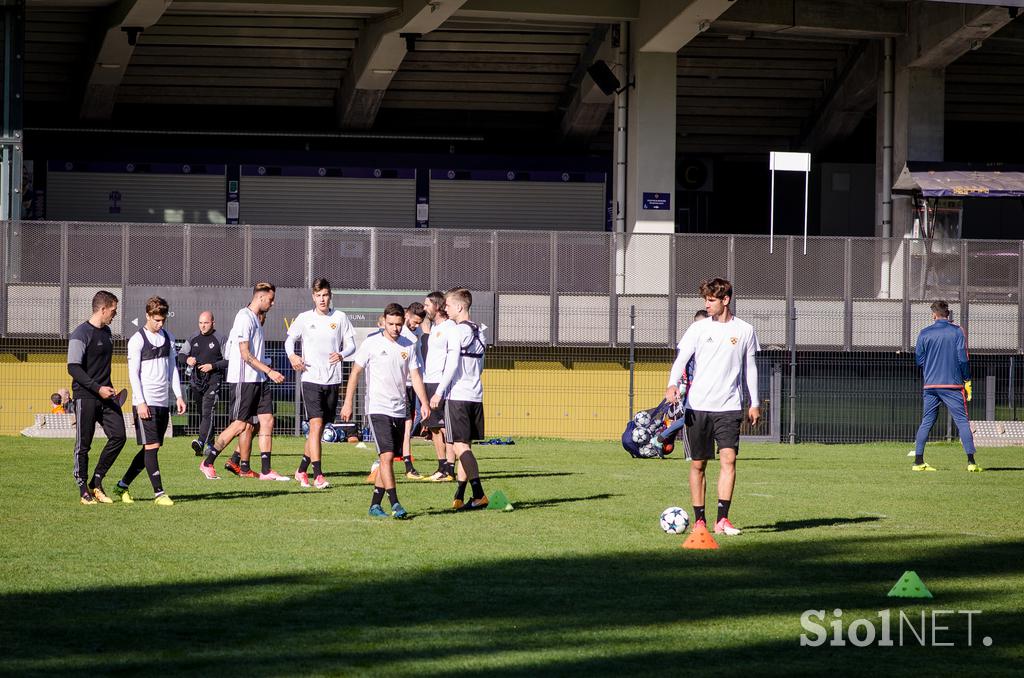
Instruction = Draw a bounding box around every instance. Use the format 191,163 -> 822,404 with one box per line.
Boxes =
659,506 -> 690,534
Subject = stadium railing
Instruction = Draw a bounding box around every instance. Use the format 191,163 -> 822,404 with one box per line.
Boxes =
2,221 -> 1021,443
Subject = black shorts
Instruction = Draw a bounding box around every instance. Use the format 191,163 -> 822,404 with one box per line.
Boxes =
422,383 -> 446,429
685,409 -> 743,461
229,381 -> 273,422
405,386 -> 416,419
302,381 -> 339,423
133,405 -> 169,446
369,414 -> 405,455
445,400 -> 484,444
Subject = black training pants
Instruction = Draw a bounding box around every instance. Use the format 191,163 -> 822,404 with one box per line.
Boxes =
72,397 -> 127,491
190,384 -> 219,447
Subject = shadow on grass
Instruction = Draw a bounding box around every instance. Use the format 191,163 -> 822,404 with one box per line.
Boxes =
744,516 -> 883,532
476,471 -> 576,480
982,467 -> 1024,472
0,540 -> 1019,675
0,536 -> 1020,676
174,490 -> 296,502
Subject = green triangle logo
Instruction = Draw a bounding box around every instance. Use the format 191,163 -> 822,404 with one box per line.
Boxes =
487,490 -> 512,511
887,570 -> 934,598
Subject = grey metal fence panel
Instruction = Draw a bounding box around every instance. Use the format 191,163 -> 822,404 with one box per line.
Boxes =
436,229 -> 491,292
190,224 -> 246,287
495,230 -> 551,293
127,222 -> 185,286
375,229 -> 431,290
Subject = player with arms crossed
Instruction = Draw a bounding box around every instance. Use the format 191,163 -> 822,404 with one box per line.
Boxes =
113,296 -> 186,505
666,278 -> 760,536
342,303 -> 430,519
286,278 -> 356,488
199,282 -> 288,481
433,288 -> 489,510
422,291 -> 459,481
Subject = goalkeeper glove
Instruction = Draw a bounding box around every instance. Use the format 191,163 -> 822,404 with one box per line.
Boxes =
964,380 -> 973,402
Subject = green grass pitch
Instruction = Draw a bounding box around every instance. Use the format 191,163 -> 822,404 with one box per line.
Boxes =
1,436 -> 1022,676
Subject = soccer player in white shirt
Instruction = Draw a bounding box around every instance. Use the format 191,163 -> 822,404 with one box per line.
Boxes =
421,291 -> 459,481
398,302 -> 426,479
666,278 -> 760,536
112,296 -> 186,506
341,303 -> 430,519
199,282 -> 288,481
433,288 -> 489,510
285,278 -> 356,489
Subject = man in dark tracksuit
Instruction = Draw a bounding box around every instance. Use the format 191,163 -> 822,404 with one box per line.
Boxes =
913,300 -> 981,472
67,290 -> 127,505
177,311 -> 228,456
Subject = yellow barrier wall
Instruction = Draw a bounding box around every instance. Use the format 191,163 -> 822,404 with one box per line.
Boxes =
1,353 -> 673,439
0,353 -> 130,436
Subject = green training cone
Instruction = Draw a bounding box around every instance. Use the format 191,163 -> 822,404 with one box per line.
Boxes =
887,570 -> 934,598
487,490 -> 511,511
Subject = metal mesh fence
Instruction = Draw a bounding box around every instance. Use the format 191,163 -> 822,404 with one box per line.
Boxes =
3,221 -> 1024,443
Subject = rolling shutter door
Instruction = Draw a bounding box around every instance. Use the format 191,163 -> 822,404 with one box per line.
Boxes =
430,180 -> 605,231
240,175 -> 415,227
47,166 -> 226,223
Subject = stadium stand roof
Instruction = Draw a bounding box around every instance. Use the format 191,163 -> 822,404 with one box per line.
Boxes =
13,0 -> 1024,156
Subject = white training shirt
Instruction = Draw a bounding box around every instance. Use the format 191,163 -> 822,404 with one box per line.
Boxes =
668,315 -> 760,412
400,325 -> 422,386
423,318 -> 459,384
353,332 -> 420,418
284,308 -> 356,386
127,327 -> 183,407
438,321 -> 487,403
226,307 -> 266,384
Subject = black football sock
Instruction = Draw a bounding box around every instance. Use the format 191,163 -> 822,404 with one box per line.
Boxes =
240,458 -> 251,473
117,480 -> 130,490
915,454 -> 924,465
229,451 -> 241,466
437,458 -> 445,473
260,453 -> 271,475
469,478 -> 485,500
455,481 -> 468,501
145,449 -> 163,495
716,498 -> 731,522
298,455 -> 311,473
311,460 -> 322,477
386,488 -> 399,506
203,446 -> 221,466
120,448 -> 146,487
967,453 -> 976,464
446,461 -> 456,476
694,505 -> 706,523
370,486 -> 385,507
405,459 -> 415,472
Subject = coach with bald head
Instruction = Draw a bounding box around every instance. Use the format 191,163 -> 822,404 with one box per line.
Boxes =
178,310 -> 228,455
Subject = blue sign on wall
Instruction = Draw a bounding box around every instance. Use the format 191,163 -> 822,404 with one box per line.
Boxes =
642,192 -> 670,210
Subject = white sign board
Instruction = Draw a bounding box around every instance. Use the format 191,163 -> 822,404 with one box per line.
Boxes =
769,151 -> 812,254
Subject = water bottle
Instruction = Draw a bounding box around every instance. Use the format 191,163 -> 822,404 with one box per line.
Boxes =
185,364 -> 194,379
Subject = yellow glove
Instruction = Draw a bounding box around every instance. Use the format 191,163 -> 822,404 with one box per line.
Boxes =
964,380 -> 972,402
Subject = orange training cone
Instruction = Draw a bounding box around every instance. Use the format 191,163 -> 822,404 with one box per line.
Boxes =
681,523 -> 719,550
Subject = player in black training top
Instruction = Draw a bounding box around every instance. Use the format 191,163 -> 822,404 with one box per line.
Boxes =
67,290 -> 127,505
177,310 -> 228,456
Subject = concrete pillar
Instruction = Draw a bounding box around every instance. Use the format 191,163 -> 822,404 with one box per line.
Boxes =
625,50 -> 676,294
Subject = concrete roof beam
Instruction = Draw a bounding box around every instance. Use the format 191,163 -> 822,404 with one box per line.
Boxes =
336,0 -> 468,129
80,0 -> 172,120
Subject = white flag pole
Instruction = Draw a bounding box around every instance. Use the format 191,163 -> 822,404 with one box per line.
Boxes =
803,168 -> 809,255
770,168 -> 776,254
